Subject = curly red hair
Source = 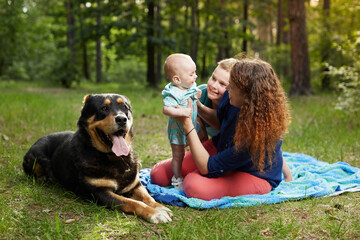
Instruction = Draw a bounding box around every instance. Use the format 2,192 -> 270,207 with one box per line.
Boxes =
230,58 -> 291,171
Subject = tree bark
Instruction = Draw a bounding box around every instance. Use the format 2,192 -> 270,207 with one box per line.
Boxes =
217,0 -> 230,61
155,2 -> 162,84
276,0 -> 290,45
200,0 -> 210,79
65,0 -> 76,87
190,0 -> 199,64
79,9 -> 90,81
276,0 -> 284,46
276,0 -> 290,78
242,0 -> 248,52
66,1 -> 75,57
146,0 -> 156,88
82,41 -> 90,80
288,0 -> 312,95
282,0 -> 290,45
321,0 -> 331,90
96,0 -> 102,83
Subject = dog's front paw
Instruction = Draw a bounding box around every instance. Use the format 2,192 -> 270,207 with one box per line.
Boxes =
156,206 -> 173,217
149,209 -> 172,224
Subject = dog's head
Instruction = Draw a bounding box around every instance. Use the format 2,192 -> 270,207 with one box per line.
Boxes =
78,94 -> 133,156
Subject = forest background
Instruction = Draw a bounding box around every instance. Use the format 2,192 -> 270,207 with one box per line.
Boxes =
0,0 -> 359,107
1,0 -> 360,239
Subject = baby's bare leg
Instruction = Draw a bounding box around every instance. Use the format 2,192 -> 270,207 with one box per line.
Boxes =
282,158 -> 293,182
171,144 -> 185,178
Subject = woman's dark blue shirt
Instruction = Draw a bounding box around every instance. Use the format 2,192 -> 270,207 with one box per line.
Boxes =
206,91 -> 283,188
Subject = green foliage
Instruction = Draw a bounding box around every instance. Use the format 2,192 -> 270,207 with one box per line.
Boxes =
307,0 -> 360,90
326,32 -> 360,113
102,58 -> 147,84
50,48 -> 81,88
0,1 -> 69,84
0,0 -> 359,96
0,0 -> 25,75
261,43 -> 292,88
0,0 -> 261,85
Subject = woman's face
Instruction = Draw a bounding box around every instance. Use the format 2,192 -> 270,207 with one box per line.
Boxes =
207,66 -> 230,103
226,81 -> 245,108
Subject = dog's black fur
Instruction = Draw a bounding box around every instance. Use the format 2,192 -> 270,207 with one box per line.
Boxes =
23,94 -> 171,223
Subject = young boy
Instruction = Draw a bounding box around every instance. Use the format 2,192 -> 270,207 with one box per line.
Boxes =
162,53 -> 203,191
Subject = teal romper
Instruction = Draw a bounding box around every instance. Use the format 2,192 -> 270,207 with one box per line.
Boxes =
162,83 -> 200,145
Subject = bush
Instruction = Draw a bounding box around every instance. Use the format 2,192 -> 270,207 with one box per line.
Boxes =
102,57 -> 147,84
326,31 -> 360,112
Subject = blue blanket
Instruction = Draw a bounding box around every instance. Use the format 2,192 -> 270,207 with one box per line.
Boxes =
139,152 -> 360,209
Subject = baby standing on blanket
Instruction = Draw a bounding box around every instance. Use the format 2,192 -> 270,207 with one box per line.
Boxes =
162,53 -> 203,191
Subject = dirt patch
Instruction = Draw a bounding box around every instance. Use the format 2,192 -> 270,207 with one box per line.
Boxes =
26,87 -> 69,95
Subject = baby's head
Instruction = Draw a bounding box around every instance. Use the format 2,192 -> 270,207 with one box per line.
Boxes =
164,53 -> 197,90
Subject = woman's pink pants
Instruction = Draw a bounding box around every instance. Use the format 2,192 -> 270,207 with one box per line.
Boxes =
150,139 -> 271,200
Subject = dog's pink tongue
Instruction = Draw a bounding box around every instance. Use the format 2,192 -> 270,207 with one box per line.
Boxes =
111,135 -> 130,156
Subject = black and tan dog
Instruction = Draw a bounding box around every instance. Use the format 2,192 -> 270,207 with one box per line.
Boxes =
23,94 -> 172,223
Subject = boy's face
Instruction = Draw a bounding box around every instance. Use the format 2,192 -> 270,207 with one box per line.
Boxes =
175,59 -> 197,89
207,66 -> 230,102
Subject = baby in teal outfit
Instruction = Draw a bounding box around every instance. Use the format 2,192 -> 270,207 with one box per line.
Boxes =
162,53 -> 202,190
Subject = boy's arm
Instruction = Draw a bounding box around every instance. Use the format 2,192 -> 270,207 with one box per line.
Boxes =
196,101 -> 221,130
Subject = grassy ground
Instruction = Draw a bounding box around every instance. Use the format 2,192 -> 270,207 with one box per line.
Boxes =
0,81 -> 359,239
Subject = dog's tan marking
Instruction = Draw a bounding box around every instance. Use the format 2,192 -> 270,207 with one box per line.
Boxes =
104,98 -> 111,105
87,114 -> 117,153
131,184 -> 159,207
85,177 -> 118,191
83,94 -> 91,104
117,98 -> 124,104
119,173 -> 140,194
107,191 -> 157,221
125,129 -> 132,146
33,163 -> 44,178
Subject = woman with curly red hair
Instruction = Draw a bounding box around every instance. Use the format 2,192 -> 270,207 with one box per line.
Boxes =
151,58 -> 291,200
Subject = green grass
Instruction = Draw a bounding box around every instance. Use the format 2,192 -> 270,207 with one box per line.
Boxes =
0,81 -> 359,239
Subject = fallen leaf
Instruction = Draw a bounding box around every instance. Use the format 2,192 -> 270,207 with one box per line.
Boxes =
65,219 -> 75,224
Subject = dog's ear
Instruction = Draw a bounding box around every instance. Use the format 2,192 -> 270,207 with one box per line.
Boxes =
83,94 -> 92,104
123,95 -> 131,104
78,95 -> 92,129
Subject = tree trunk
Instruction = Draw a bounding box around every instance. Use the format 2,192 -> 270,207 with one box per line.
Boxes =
276,0 -> 290,78
65,0 -> 76,88
82,41 -> 90,80
190,0 -> 199,64
321,0 -> 331,90
79,11 -> 90,80
276,0 -> 284,46
96,0 -> 102,83
66,1 -> 75,57
200,0 -> 210,79
288,0 -> 312,95
217,0 -> 230,61
146,0 -> 156,88
242,0 -> 248,52
155,2 -> 162,84
282,0 -> 290,45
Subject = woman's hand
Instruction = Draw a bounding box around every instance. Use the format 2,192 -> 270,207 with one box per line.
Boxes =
175,99 -> 210,175
174,99 -> 194,133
